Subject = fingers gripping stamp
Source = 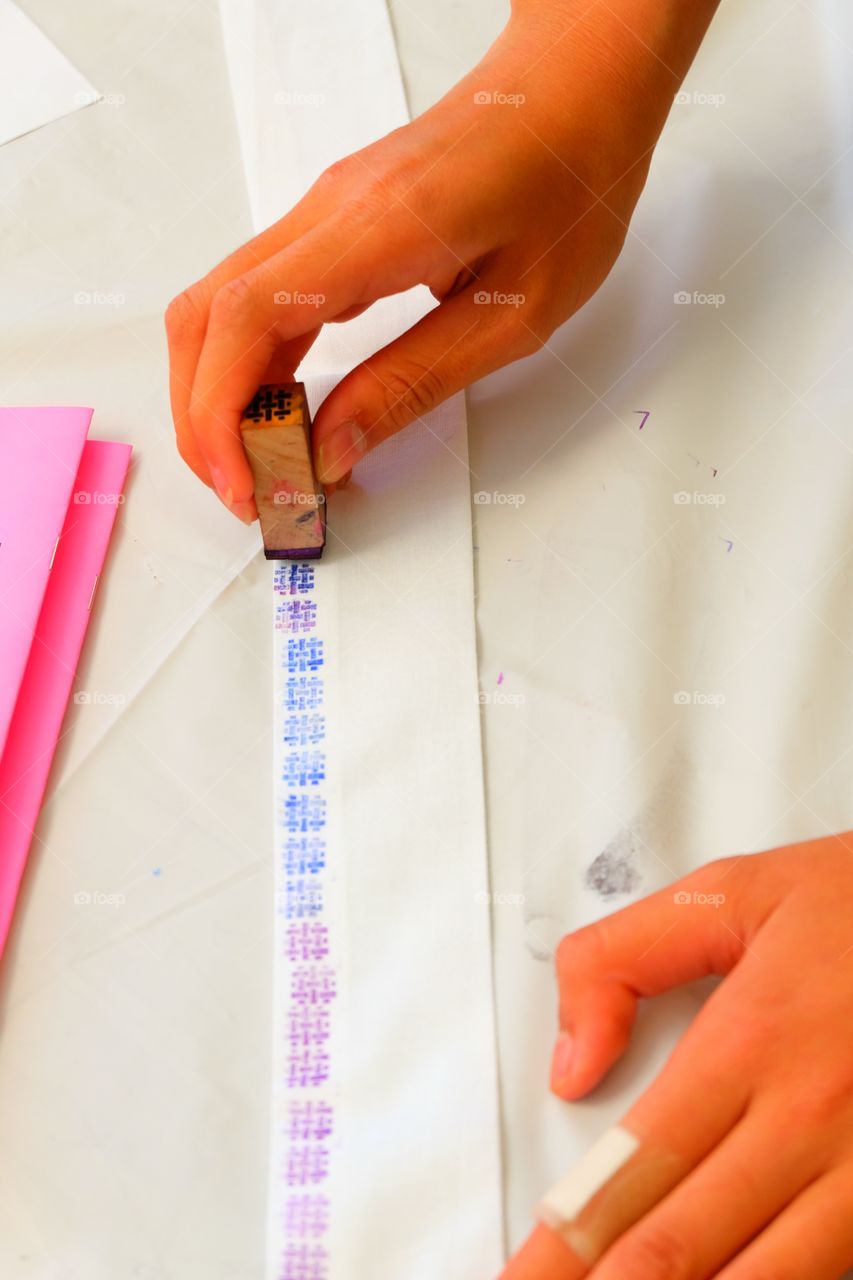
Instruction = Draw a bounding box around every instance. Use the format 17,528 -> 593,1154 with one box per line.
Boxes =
536,1126 -> 688,1265
239,382 -> 326,560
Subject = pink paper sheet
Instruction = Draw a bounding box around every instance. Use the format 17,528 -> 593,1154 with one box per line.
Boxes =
0,429 -> 131,955
0,406 -> 93,757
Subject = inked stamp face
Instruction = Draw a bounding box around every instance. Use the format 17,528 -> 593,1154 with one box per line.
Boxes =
243,384 -> 301,425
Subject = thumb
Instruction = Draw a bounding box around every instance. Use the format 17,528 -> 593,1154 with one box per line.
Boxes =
312,284 -> 538,483
550,857 -> 753,1100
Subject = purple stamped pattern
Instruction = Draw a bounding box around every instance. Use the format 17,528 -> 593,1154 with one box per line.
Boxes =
273,563 -> 337,1280
283,836 -> 326,877
291,966 -> 336,1005
283,675 -> 324,712
285,1046 -> 331,1091
281,793 -> 326,833
275,563 -> 316,596
282,713 -> 326,748
287,1004 -> 332,1046
282,751 -> 326,788
278,1245 -> 327,1280
287,1100 -> 335,1142
276,598 -> 318,633
280,879 -> 323,920
284,922 -> 329,962
284,1195 -> 330,1238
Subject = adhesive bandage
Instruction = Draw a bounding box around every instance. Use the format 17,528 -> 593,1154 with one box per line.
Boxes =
536,1125 -> 687,1264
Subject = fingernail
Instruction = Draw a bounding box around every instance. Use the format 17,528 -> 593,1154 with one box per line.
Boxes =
209,465 -> 232,505
210,466 -> 255,523
550,1031 -> 573,1089
232,499 -> 256,524
324,470 -> 352,497
317,422 -> 366,483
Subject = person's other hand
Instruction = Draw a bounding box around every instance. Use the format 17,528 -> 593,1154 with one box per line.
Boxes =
503,834 -> 853,1280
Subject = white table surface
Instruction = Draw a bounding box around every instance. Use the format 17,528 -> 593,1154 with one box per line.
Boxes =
1,0 -> 852,1276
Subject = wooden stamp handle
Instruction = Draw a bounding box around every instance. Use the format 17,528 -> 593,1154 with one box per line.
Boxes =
239,383 -> 326,561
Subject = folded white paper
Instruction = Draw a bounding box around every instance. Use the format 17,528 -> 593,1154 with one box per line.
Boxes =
0,1 -> 100,147
218,1 -> 505,1275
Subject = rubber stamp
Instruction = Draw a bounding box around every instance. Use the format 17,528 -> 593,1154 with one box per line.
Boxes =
239,382 -> 326,560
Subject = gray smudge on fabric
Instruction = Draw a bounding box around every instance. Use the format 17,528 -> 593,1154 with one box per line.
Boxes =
585,831 -> 642,898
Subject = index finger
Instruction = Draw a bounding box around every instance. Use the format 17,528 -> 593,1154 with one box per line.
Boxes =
165,186 -> 333,494
502,1224 -> 587,1280
186,207 -> 428,503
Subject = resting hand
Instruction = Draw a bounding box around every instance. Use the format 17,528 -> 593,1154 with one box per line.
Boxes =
504,835 -> 853,1280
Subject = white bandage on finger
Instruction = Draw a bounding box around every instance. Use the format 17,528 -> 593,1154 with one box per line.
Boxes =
536,1125 -> 688,1265
538,1126 -> 641,1227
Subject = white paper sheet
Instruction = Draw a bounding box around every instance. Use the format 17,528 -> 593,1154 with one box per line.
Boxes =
269,398 -> 503,1278
217,2 -> 505,1275
469,0 -> 853,1263
1,1 -> 848,1276
0,0 -> 100,147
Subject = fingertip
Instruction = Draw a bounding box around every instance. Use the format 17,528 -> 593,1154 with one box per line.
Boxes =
550,1053 -> 612,1101
501,1224 -> 585,1280
323,469 -> 353,496
550,1031 -> 576,1098
208,464 -> 257,522
316,421 -> 366,484
232,498 -> 258,524
550,1004 -> 635,1100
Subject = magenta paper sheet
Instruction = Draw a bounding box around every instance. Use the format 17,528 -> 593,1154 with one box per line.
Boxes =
0,406 -> 93,759
0,421 -> 131,955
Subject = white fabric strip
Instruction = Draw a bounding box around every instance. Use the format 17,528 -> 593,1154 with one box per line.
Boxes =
218,4 -> 504,1277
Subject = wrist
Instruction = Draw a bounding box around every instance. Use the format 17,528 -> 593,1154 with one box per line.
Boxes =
496,0 -> 721,188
